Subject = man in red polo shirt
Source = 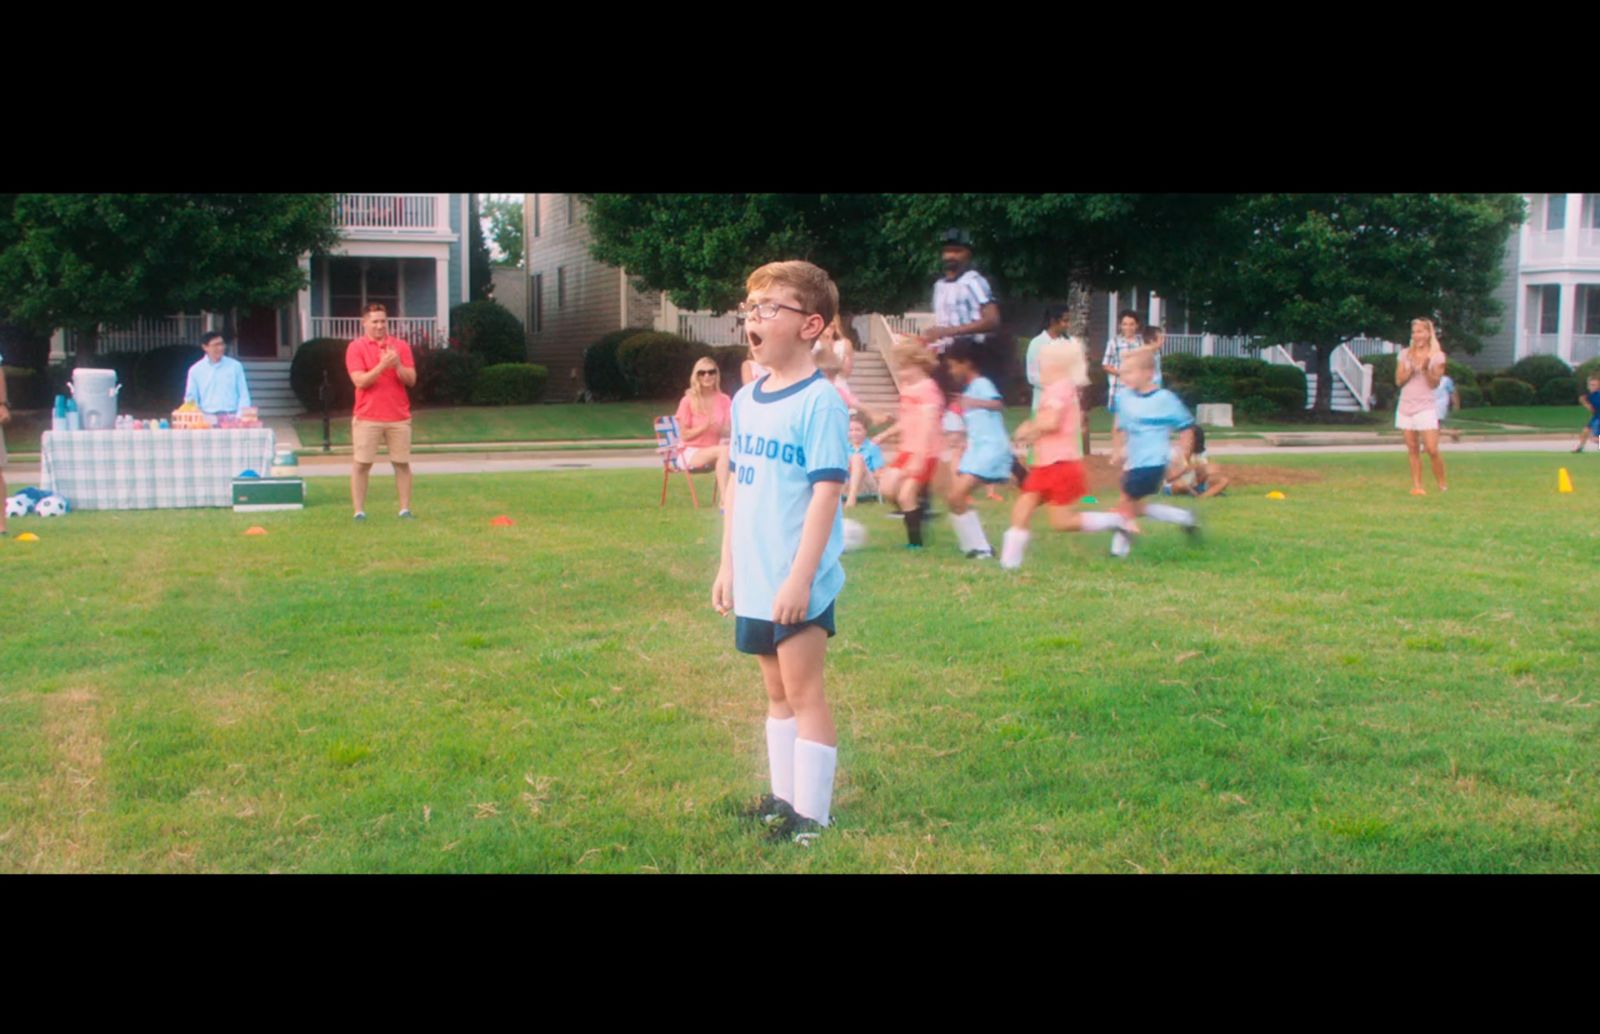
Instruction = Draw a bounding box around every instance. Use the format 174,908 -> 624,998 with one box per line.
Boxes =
346,303 -> 419,520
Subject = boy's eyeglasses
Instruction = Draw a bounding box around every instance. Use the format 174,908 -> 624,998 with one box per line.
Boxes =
736,301 -> 809,321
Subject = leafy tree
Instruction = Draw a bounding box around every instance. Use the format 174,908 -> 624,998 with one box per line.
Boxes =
0,193 -> 340,361
468,193 -> 493,300
1152,194 -> 1525,412
482,195 -> 524,267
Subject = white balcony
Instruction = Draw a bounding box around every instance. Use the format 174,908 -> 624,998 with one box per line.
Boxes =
334,194 -> 451,236
1573,335 -> 1600,364
1526,333 -> 1561,357
312,316 -> 446,349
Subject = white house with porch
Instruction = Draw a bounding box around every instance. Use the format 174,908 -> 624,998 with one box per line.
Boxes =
1515,192 -> 1600,368
50,193 -> 470,416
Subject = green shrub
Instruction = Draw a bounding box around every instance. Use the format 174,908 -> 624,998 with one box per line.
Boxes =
1444,359 -> 1477,388
1537,375 -> 1578,406
469,363 -> 548,405
413,347 -> 484,406
291,337 -> 356,412
1262,362 -> 1309,393
1234,396 -> 1277,423
449,300 -> 526,367
616,332 -> 713,400
1363,355 -> 1399,410
583,327 -> 649,401
711,346 -> 745,389
1261,386 -> 1305,413
1194,375 -> 1233,403
133,344 -> 204,412
1507,354 -> 1574,393
1161,352 -> 1206,383
1231,376 -> 1266,403
1572,357 -> 1600,389
1456,381 -> 1483,409
1488,377 -> 1536,406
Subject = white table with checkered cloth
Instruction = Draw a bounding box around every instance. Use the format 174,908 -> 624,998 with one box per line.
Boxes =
41,429 -> 277,510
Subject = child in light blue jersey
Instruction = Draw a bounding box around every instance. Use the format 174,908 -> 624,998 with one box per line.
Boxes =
846,415 -> 884,507
944,339 -> 1016,558
712,260 -> 851,845
1107,347 -> 1199,557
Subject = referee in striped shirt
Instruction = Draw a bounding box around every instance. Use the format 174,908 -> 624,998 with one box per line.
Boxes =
925,228 -> 1005,394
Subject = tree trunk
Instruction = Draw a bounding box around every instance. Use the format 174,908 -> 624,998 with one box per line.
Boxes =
1066,264 -> 1093,342
75,325 -> 99,365
1313,341 -> 1334,414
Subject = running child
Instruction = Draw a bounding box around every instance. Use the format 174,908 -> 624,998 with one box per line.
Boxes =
1107,346 -> 1199,557
846,415 -> 884,507
871,337 -> 945,548
1574,375 -> 1600,453
713,259 -> 851,845
1000,338 -> 1128,569
945,339 -> 1015,559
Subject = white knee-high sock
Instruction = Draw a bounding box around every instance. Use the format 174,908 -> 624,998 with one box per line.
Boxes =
1001,527 -> 1030,569
766,716 -> 797,803
793,738 -> 837,825
953,510 -> 991,553
1144,503 -> 1195,526
1078,511 -> 1123,532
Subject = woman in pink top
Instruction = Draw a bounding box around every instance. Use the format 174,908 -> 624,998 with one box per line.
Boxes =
1395,317 -> 1449,495
675,357 -> 732,493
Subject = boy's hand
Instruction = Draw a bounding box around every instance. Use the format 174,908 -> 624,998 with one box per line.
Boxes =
772,576 -> 810,625
711,567 -> 734,616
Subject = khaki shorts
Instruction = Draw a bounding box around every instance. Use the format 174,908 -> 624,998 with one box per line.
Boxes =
352,418 -> 413,464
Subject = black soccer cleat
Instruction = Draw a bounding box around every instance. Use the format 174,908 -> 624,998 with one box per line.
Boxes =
784,818 -> 827,846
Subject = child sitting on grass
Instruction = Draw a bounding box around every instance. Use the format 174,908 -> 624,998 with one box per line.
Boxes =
1163,422 -> 1230,499
847,415 -> 884,507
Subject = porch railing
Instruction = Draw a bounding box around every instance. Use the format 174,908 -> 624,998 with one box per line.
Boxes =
1330,343 -> 1374,410
334,194 -> 445,234
1345,336 -> 1399,357
1526,333 -> 1561,357
1573,334 -> 1600,364
62,314 -> 211,355
677,312 -> 744,347
311,317 -> 446,349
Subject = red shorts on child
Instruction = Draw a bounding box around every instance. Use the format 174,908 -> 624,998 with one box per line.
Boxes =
1022,460 -> 1086,506
889,451 -> 938,484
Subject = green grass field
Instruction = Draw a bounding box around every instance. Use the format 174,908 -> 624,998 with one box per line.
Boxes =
1452,405 -> 1588,431
2,452 -> 1595,872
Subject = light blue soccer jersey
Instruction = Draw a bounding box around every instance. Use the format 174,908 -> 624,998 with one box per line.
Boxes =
851,439 -> 885,473
1111,387 -> 1193,470
959,376 -> 1012,480
730,371 -> 851,622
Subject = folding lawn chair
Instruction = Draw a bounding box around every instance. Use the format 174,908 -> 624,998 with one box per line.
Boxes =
654,415 -> 719,509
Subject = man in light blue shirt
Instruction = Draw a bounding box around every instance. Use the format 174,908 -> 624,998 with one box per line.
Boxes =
184,332 -> 253,417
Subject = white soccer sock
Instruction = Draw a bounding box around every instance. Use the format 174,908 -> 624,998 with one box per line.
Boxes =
1001,527 -> 1030,569
1078,511 -> 1123,533
953,510 -> 991,553
1110,530 -> 1132,557
1144,503 -> 1196,526
793,738 -> 837,826
766,716 -> 798,804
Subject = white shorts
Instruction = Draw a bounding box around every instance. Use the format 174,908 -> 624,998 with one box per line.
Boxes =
1395,410 -> 1440,432
681,445 -> 718,470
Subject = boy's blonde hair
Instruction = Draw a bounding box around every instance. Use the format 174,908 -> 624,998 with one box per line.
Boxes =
891,335 -> 939,373
1120,346 -> 1158,374
746,260 -> 839,325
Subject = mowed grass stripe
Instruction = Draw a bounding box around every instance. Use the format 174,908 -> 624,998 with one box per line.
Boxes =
1,452 -> 1596,872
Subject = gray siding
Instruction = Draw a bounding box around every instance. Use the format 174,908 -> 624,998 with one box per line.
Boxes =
1466,235 -> 1520,372
525,193 -> 636,397
448,194 -> 464,311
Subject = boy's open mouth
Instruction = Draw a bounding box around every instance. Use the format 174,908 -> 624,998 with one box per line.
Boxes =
748,331 -> 764,349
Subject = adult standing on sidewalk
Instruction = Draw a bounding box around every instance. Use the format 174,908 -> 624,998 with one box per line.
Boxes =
345,304 -> 418,520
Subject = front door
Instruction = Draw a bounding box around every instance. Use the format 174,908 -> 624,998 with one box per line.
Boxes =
237,307 -> 280,358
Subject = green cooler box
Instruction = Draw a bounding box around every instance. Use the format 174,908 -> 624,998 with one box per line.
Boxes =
232,477 -> 306,511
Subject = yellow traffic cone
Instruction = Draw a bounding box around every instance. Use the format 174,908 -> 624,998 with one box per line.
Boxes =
1558,468 -> 1574,494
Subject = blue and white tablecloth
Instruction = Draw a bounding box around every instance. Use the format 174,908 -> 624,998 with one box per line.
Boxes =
41,429 -> 277,510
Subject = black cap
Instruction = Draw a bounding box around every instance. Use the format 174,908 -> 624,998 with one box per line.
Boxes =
940,227 -> 973,250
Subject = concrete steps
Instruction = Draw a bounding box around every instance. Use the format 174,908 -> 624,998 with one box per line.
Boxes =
242,360 -> 304,418
1306,372 -> 1363,413
847,347 -> 898,418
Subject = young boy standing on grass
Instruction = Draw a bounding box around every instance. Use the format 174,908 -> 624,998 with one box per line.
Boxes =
713,261 -> 851,846
1574,376 -> 1600,453
1107,347 -> 1199,557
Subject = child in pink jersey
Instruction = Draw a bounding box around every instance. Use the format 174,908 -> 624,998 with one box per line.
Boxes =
1001,338 -> 1128,570
872,337 -> 945,548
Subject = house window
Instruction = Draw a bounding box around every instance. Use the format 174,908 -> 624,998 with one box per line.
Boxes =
1546,194 -> 1567,231
1535,284 -> 1561,334
1579,285 -> 1600,335
531,194 -> 540,238
1161,296 -> 1193,335
531,273 -> 543,334
557,267 -> 566,309
328,257 -> 401,319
